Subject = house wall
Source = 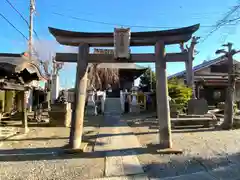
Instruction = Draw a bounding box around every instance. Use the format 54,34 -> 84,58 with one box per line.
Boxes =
170,58 -> 240,106
194,59 -> 239,76
194,60 -> 240,102
195,63 -> 228,75
0,90 -> 5,112
198,85 -> 226,105
196,82 -> 240,105
235,83 -> 240,101
195,67 -> 211,75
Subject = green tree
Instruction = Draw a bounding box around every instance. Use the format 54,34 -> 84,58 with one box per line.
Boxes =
140,69 -> 191,111
139,68 -> 156,91
168,78 -> 191,111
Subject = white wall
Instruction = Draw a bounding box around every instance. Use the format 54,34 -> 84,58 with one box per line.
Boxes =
134,77 -> 140,87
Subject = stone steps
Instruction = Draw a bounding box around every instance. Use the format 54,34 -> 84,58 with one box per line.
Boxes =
104,98 -> 122,115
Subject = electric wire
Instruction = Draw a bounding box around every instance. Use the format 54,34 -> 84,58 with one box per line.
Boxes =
0,12 -> 28,41
4,0 -> 40,40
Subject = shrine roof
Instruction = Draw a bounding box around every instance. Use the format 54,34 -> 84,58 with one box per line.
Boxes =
49,24 -> 200,46
0,53 -> 47,84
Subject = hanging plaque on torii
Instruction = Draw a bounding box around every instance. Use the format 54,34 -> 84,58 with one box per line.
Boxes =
114,28 -> 131,59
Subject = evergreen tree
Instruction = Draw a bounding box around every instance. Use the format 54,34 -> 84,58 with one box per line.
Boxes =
140,68 -> 191,110
139,68 -> 156,91
168,78 -> 191,111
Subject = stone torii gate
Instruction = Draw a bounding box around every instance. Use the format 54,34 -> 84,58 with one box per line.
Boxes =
49,24 -> 200,150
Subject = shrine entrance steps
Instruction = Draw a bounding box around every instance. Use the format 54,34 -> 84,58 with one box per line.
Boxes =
104,98 -> 122,115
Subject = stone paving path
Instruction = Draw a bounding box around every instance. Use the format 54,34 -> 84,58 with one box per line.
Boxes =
94,98 -> 147,179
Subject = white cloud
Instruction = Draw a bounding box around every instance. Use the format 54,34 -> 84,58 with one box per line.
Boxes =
33,39 -> 58,61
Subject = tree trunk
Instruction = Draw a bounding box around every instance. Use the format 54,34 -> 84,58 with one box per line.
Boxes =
222,54 -> 235,130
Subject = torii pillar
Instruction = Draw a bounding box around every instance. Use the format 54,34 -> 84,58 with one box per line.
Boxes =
155,41 -> 172,148
69,44 -> 89,149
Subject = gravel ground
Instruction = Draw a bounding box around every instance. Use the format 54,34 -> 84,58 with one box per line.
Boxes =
124,115 -> 240,179
2,113 -> 240,180
0,127 -> 19,140
0,115 -> 105,180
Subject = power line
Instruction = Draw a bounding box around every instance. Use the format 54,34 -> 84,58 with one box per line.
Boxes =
218,17 -> 240,43
4,0 -> 40,40
228,16 -> 240,23
217,5 -> 240,25
0,12 -> 39,56
52,12 -> 240,29
200,4 -> 240,43
0,12 -> 28,41
5,0 -> 28,25
43,0 -> 227,20
53,12 -> 152,28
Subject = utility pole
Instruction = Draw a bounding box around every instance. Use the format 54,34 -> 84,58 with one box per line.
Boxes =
27,0 -> 35,113
29,0 -> 34,61
216,42 -> 240,130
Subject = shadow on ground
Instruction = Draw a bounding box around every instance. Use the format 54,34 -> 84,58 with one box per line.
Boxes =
0,147 -> 148,162
1,115 -> 104,128
1,113 -> 240,179
1,132 -> 103,151
0,146 -> 239,179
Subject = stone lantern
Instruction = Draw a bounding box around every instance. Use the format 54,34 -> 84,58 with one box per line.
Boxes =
130,86 -> 139,113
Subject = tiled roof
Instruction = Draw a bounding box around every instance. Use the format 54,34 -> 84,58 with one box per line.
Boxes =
168,55 -> 229,79
0,53 -> 47,81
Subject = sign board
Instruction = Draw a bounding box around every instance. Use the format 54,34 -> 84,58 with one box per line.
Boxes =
94,48 -> 114,54
114,28 -> 131,59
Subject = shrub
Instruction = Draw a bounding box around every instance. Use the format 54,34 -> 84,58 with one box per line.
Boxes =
168,78 -> 192,112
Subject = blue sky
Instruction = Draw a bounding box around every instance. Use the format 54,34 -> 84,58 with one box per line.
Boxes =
1,0 -> 240,88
